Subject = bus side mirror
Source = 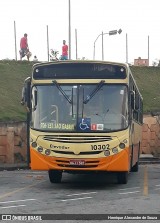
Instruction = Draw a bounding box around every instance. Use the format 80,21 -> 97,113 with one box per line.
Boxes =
21,77 -> 31,112
32,87 -> 38,111
21,86 -> 25,106
130,90 -> 135,110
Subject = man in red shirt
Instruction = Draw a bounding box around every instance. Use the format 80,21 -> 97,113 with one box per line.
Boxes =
61,40 -> 68,60
20,33 -> 30,61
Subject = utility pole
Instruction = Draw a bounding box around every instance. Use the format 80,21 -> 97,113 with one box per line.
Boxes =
148,35 -> 150,66
102,31 -> 104,60
47,25 -> 49,61
68,0 -> 71,59
126,33 -> 128,63
75,29 -> 78,59
14,21 -> 17,61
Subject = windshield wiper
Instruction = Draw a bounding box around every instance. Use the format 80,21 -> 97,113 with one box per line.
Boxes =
52,80 -> 72,104
83,80 -> 105,104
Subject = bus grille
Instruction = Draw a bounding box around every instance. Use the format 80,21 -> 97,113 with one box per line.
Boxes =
52,150 -> 102,155
43,135 -> 113,143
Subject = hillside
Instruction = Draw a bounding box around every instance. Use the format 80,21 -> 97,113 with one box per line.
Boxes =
0,60 -> 34,121
0,60 -> 160,121
130,66 -> 160,113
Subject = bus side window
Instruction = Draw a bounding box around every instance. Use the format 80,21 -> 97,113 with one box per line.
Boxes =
135,94 -> 139,110
130,90 -> 135,110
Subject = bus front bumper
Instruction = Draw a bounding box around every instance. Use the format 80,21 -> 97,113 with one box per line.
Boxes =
30,147 -> 130,172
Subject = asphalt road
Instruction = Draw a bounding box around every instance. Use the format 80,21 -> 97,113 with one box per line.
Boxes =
0,164 -> 160,222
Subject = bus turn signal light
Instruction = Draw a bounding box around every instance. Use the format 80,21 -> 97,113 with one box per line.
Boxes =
104,150 -> 110,156
45,149 -> 51,155
32,142 -> 37,148
119,143 -> 125,149
37,146 -> 43,153
112,147 -> 118,154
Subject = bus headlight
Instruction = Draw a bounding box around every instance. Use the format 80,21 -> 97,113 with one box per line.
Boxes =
112,147 -> 118,154
31,142 -> 37,148
37,146 -> 43,153
104,150 -> 110,156
45,149 -> 51,156
119,143 -> 125,149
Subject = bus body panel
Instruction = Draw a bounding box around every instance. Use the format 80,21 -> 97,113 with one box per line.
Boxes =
30,147 -> 130,172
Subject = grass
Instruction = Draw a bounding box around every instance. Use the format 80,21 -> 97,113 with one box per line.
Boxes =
0,60 -> 34,121
0,60 -> 160,121
130,66 -> 160,113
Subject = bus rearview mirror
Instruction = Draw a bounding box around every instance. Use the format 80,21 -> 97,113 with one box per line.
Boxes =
21,77 -> 31,112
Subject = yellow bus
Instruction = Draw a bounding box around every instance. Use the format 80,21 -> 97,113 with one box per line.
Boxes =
22,60 -> 143,184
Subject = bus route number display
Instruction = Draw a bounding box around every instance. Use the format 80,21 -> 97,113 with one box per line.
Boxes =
40,122 -> 74,130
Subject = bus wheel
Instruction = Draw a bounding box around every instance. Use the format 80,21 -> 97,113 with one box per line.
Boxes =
117,172 -> 128,184
131,145 -> 140,172
131,160 -> 139,172
48,170 -> 62,183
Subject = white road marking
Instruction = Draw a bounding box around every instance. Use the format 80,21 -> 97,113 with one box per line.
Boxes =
67,192 -> 97,196
119,187 -> 140,191
0,199 -> 36,204
0,205 -> 26,209
118,191 -> 140,195
154,187 -> 160,190
61,197 -> 92,202
155,185 -> 160,187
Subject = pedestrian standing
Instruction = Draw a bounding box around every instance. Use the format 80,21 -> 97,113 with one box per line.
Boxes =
19,33 -> 30,61
61,40 -> 68,60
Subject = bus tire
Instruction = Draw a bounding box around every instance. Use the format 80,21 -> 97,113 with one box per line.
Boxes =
48,170 -> 62,183
131,161 -> 139,172
131,144 -> 140,172
117,172 -> 128,184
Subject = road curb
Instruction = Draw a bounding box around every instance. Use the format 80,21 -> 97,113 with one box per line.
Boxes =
0,163 -> 29,171
139,154 -> 160,164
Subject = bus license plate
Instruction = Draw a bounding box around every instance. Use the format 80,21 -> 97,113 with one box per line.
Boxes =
69,159 -> 85,165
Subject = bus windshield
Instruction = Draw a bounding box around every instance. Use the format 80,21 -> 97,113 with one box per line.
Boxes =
31,83 -> 128,132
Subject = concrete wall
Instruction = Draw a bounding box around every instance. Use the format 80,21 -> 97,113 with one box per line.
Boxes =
0,122 -> 27,164
0,115 -> 160,164
142,115 -> 160,157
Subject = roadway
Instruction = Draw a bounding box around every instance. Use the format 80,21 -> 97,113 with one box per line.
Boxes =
0,164 -> 160,222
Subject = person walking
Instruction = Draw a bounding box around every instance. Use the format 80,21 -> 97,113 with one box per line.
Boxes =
61,40 -> 68,60
20,33 -> 30,61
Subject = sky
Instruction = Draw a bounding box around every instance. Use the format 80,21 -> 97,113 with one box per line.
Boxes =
0,0 -> 160,65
